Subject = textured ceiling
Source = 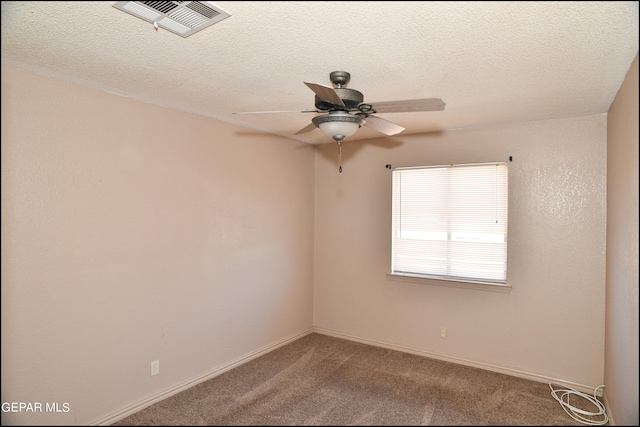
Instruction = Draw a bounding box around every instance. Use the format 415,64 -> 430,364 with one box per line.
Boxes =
1,1 -> 638,145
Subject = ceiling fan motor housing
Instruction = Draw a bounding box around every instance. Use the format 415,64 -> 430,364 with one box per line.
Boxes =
315,88 -> 364,111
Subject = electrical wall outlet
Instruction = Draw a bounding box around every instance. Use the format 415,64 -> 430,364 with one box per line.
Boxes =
151,360 -> 160,376
440,327 -> 447,339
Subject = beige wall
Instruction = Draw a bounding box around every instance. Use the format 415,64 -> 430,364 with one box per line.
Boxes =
314,114 -> 607,390
605,53 -> 639,426
3,54 -> 636,425
0,64 -> 315,425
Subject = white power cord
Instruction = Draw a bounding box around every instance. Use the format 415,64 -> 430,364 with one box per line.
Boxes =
549,383 -> 608,425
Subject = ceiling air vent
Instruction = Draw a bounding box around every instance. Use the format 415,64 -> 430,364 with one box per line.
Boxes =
113,1 -> 230,38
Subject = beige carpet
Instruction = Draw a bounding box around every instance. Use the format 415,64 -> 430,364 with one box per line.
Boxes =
112,333 -> 606,425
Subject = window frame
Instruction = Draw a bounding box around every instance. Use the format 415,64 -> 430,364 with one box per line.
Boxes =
388,162 -> 510,291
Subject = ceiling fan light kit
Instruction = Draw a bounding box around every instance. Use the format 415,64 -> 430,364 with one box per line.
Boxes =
234,70 -> 445,172
312,112 -> 365,141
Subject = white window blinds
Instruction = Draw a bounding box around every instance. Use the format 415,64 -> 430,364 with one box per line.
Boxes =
392,162 -> 508,284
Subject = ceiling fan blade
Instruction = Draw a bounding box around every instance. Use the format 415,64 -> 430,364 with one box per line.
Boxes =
233,109 -> 318,115
294,122 -> 317,135
363,114 -> 405,136
304,82 -> 345,107
370,98 -> 445,114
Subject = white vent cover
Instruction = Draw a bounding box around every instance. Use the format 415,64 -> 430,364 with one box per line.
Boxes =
113,1 -> 230,38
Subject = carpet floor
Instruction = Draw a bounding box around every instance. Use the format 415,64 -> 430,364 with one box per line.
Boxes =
112,333 -> 606,425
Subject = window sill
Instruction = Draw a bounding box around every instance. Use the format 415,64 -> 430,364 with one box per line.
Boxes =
386,273 -> 512,293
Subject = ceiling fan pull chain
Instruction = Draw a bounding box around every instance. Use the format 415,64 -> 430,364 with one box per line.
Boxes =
338,141 -> 342,173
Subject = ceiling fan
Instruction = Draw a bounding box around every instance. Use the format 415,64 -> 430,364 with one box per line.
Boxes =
234,71 -> 445,172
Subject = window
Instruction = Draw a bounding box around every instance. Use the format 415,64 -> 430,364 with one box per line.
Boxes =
391,162 -> 508,285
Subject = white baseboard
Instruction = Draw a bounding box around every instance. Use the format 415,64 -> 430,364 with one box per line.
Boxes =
313,327 -> 604,397
602,391 -> 615,426
90,328 -> 314,426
